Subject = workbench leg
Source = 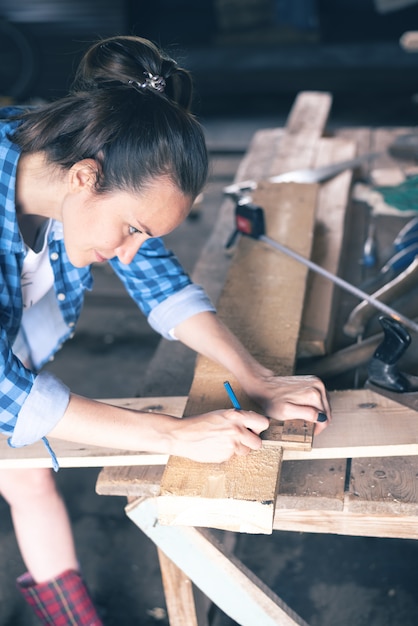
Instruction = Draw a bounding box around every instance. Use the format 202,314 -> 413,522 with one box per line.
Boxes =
157,548 -> 201,626
126,497 -> 309,626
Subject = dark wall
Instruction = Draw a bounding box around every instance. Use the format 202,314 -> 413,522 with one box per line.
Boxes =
2,0 -> 418,119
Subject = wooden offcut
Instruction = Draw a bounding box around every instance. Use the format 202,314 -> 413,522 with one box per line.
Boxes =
157,447 -> 284,534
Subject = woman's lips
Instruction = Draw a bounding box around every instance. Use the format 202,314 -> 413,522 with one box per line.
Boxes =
94,251 -> 109,263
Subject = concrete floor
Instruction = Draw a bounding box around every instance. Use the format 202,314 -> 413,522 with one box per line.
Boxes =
2,111 -> 418,625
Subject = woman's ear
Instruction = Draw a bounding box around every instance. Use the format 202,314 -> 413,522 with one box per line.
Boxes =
68,159 -> 98,193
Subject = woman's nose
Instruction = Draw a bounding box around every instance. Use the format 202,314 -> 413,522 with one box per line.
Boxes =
114,236 -> 146,265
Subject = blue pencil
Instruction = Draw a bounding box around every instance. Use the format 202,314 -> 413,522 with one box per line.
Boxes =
223,381 -> 242,410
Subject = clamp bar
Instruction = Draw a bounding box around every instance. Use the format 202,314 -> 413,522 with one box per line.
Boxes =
259,234 -> 418,336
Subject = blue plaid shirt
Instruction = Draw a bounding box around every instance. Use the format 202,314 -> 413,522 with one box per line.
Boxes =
0,107 -> 214,462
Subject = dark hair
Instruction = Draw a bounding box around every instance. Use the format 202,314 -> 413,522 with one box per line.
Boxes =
11,36 -> 208,198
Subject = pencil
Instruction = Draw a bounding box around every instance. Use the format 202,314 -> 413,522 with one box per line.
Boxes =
223,381 -> 242,410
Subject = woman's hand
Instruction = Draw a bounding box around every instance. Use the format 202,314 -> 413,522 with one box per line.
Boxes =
169,409 -> 270,463
174,313 -> 331,436
246,374 -> 331,435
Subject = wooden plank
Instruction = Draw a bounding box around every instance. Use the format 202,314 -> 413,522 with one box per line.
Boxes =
3,386 -> 418,471
158,182 -> 318,534
126,497 -> 310,626
215,181 -> 319,372
0,396 -> 187,470
268,91 -> 332,174
283,388 -> 418,461
297,137 -> 357,357
272,508 -> 418,539
96,465 -> 165,497
297,126 -> 380,359
158,92 -> 332,534
347,455 -> 418,514
272,456 -> 418,540
141,128 -> 284,398
98,460 -> 418,540
277,458 -> 347,511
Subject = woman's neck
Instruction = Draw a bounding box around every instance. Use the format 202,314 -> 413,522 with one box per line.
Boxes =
15,152 -> 64,220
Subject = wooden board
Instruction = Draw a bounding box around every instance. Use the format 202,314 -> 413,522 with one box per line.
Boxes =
269,91 -> 332,174
277,458 -> 347,511
158,182 -> 319,534
284,388 -> 418,460
98,455 -> 418,540
272,454 -> 418,540
0,396 -> 187,470
297,137 -> 357,357
141,128 -> 285,398
271,506 -> 418,539
2,387 -> 418,470
157,92 -> 333,534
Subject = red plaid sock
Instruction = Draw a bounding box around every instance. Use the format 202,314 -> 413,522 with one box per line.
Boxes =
17,569 -> 104,625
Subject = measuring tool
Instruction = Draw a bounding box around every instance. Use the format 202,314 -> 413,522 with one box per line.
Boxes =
225,197 -> 418,336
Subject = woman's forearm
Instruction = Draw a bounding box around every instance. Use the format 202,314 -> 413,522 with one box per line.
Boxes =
48,394 -> 174,452
48,393 -> 270,463
173,311 -> 273,390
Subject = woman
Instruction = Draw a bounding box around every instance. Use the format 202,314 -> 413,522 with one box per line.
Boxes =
0,35 -> 330,624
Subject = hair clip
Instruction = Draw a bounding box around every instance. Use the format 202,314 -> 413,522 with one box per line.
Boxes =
128,72 -> 166,93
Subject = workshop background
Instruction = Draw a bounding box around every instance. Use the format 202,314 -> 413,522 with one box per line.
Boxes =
2,1 -> 418,625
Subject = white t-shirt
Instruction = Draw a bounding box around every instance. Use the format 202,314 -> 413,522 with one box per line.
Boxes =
13,219 -> 57,368
21,219 -> 54,310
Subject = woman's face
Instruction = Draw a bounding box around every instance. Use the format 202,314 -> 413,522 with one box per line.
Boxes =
61,169 -> 193,268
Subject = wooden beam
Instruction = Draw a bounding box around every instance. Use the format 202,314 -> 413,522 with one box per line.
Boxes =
97,455 -> 418,541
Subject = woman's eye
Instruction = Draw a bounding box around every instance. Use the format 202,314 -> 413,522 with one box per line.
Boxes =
128,225 -> 141,235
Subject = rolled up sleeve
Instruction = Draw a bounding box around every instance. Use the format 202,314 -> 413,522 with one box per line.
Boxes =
147,284 -> 216,339
9,371 -> 70,447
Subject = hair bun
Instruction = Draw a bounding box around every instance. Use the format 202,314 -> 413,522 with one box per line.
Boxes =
71,35 -> 192,109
